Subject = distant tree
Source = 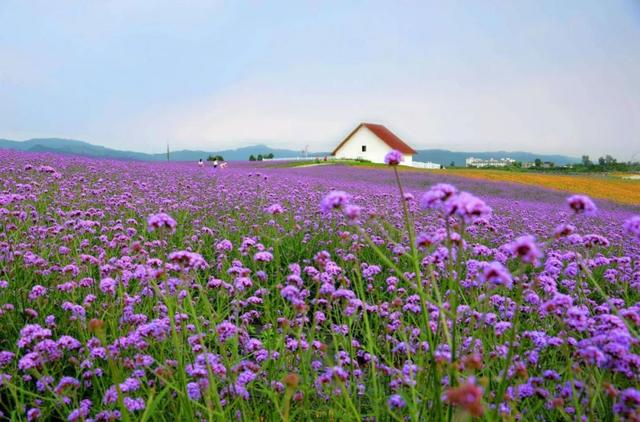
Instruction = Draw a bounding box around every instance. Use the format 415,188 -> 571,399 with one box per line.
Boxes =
534,158 -> 542,167
581,155 -> 591,166
249,155 -> 256,161
257,154 -> 263,161
450,161 -> 455,167
595,154 -> 617,170
207,155 -> 224,161
265,153 -> 274,159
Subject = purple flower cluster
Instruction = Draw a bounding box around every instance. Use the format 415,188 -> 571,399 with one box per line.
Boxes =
320,190 -> 350,213
147,212 -> 177,233
384,150 -> 404,166
624,215 -> 640,240
567,194 -> 598,216
420,183 -> 491,223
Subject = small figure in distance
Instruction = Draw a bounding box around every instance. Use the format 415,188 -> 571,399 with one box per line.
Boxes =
213,158 -> 218,169
220,161 -> 228,169
198,158 -> 204,168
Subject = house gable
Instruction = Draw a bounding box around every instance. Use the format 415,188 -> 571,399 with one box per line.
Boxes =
332,123 -> 416,156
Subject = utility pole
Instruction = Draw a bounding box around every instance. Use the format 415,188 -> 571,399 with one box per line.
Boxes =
166,143 -> 170,162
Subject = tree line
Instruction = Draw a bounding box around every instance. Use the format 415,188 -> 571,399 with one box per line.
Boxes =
577,155 -> 639,172
249,153 -> 274,161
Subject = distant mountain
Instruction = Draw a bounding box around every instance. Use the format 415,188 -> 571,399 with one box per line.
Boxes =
0,138 -> 152,160
150,145 -> 326,161
0,138 -> 323,161
415,149 -> 579,166
0,137 -> 579,165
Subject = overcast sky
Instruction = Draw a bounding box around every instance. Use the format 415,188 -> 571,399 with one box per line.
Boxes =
1,1 -> 639,159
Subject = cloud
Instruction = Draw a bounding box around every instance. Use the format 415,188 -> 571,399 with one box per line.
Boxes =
2,1 -> 639,160
0,48 -> 50,88
118,61 -> 640,159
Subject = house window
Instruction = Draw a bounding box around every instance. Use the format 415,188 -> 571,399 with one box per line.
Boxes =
361,145 -> 367,152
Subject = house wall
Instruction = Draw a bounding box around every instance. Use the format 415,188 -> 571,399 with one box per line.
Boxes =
334,126 -> 413,164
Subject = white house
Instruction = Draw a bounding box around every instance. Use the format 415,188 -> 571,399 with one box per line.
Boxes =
332,123 -> 416,165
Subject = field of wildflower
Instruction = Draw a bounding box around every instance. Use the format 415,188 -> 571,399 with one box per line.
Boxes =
0,149 -> 639,421
434,169 -> 640,207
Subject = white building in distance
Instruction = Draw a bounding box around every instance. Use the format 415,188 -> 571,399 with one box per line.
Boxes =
465,157 -> 516,168
332,123 -> 416,165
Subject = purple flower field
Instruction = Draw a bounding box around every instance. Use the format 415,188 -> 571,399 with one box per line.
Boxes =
1,149 -> 639,421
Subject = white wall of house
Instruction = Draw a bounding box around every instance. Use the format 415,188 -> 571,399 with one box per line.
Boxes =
334,126 -> 413,164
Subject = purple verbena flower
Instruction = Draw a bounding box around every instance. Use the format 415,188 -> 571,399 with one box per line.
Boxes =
444,192 -> 492,224
99,278 -> 117,296
384,150 -> 403,166
479,261 -> 513,289
623,215 -> 640,240
147,212 -> 177,232
216,321 -> 238,342
320,191 -> 350,213
567,194 -> 597,216
254,251 -> 273,262
265,204 -> 285,215
187,382 -> 202,400
506,235 -> 543,265
167,251 -> 208,270
388,394 -> 406,409
0,351 -> 15,367
344,204 -> 362,221
123,397 -> 145,412
420,183 -> 457,209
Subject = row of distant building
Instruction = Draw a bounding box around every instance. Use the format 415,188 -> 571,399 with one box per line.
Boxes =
465,157 -> 557,168
277,123 -> 558,169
